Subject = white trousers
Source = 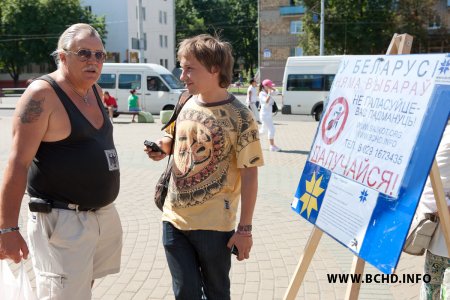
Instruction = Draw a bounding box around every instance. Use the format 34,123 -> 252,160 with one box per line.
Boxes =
27,203 -> 122,300
259,113 -> 275,139
248,102 -> 260,122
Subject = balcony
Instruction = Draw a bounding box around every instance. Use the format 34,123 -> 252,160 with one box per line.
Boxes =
279,6 -> 305,16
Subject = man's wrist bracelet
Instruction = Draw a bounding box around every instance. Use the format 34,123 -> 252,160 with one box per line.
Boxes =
237,224 -> 252,233
0,227 -> 20,235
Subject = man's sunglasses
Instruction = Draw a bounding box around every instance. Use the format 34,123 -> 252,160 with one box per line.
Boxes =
64,49 -> 106,62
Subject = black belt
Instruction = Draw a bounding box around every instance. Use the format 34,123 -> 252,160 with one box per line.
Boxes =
29,197 -> 97,213
51,200 -> 98,212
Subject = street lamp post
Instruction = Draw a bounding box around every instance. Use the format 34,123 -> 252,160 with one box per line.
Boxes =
319,0 -> 324,55
137,0 -> 145,62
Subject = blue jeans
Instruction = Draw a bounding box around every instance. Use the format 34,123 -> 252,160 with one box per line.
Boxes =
162,221 -> 234,300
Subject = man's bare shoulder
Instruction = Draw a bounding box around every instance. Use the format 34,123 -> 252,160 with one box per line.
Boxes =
15,77 -> 58,124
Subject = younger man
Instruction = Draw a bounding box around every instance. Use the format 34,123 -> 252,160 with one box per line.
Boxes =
145,34 -> 264,299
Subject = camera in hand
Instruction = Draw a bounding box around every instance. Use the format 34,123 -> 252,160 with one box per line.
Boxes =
144,140 -> 165,154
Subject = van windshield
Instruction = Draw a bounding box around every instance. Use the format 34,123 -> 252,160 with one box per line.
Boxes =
161,74 -> 185,90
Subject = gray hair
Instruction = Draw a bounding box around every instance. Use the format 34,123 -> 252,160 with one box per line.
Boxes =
51,23 -> 103,67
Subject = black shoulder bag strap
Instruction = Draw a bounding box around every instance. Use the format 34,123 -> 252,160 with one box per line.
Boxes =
161,91 -> 192,131
162,91 -> 192,171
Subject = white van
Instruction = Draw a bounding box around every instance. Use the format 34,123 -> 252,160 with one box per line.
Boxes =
281,55 -> 343,121
97,63 -> 185,114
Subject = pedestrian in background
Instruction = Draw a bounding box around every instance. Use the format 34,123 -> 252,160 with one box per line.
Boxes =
246,78 -> 260,123
128,89 -> 140,122
103,91 -> 118,122
259,79 -> 281,152
145,34 -> 264,300
419,120 -> 450,300
0,23 -> 122,299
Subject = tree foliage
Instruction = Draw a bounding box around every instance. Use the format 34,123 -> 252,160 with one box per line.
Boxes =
175,0 -> 258,80
300,0 -> 444,55
0,0 -> 106,86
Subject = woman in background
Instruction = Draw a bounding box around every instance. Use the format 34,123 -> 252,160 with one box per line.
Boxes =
258,79 -> 281,152
128,89 -> 140,122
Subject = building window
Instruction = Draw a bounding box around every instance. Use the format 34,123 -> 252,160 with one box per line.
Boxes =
85,6 -> 92,12
290,20 -> 303,34
290,47 -> 303,56
428,15 -> 441,29
164,35 -> 168,48
160,59 -> 164,66
164,59 -> 168,68
159,11 -> 162,23
159,35 -> 163,47
142,7 -> 146,21
164,12 -> 167,24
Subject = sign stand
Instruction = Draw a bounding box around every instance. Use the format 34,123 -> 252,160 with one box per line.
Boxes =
283,33 -> 450,300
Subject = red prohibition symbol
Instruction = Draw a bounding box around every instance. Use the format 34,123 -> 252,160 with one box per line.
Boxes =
321,97 -> 349,145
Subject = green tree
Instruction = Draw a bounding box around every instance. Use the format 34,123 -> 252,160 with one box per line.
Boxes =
300,0 -> 395,55
394,0 -> 444,53
175,0 -> 205,45
175,0 -> 258,81
227,0 -> 258,80
300,0 -> 441,55
0,0 -> 106,86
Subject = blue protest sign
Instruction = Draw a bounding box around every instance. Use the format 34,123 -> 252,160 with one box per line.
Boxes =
292,54 -> 450,274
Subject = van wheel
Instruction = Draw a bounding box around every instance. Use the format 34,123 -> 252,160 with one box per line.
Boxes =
162,105 -> 175,111
314,106 -> 323,121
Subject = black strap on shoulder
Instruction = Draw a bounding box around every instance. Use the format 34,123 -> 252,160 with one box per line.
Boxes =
161,91 -> 192,131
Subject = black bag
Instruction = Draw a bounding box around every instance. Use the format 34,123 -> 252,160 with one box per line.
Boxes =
272,101 -> 279,114
154,160 -> 172,211
154,92 -> 192,211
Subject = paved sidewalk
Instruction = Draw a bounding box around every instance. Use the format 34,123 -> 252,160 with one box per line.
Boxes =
0,113 -> 425,300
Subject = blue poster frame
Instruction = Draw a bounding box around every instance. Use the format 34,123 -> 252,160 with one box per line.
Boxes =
293,83 -> 450,274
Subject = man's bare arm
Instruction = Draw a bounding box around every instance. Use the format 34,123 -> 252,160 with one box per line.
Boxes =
0,83 -> 52,262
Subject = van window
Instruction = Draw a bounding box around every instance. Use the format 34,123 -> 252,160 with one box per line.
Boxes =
161,74 -> 184,89
147,76 -> 169,92
286,74 -> 335,92
325,75 -> 335,91
118,74 -> 141,90
98,74 -> 116,89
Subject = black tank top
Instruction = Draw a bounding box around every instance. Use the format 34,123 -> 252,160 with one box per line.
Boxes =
27,75 -> 120,208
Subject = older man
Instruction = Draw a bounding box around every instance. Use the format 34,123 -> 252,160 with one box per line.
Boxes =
0,23 -> 122,299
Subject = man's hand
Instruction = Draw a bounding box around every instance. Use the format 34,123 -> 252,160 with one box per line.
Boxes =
0,231 -> 29,263
144,138 -> 172,161
227,233 -> 253,261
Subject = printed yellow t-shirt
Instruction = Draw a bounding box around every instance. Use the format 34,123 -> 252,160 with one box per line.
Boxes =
162,94 -> 264,231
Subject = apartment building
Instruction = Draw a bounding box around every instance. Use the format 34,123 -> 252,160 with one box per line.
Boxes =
258,0 -> 450,85
82,0 -> 176,70
259,0 -> 304,85
0,0 -> 176,88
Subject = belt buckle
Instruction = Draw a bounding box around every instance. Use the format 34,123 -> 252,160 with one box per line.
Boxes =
67,203 -> 78,211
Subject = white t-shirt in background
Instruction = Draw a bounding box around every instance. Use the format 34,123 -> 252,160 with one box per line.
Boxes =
247,85 -> 257,104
